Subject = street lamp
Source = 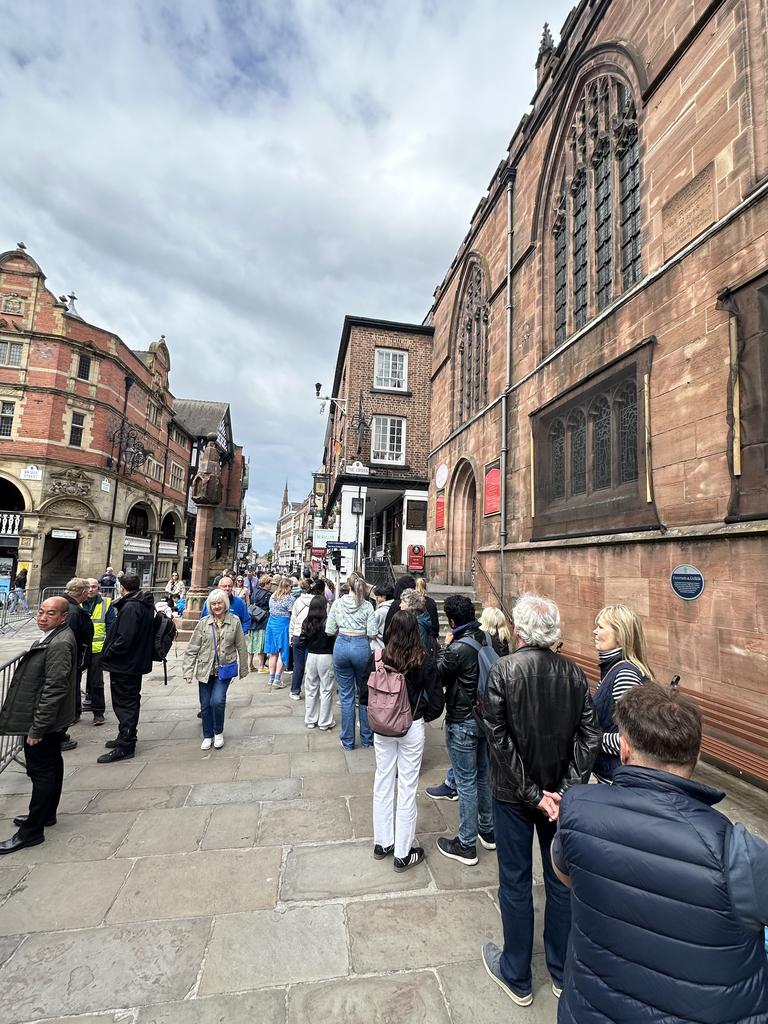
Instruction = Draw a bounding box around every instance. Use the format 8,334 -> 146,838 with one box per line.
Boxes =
314,383 -> 347,418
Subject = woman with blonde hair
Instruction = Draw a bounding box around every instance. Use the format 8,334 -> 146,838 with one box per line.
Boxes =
182,588 -> 248,750
414,577 -> 439,641
479,606 -> 512,657
265,576 -> 295,688
592,604 -> 653,782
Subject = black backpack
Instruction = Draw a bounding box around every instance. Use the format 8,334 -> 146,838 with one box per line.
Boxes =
153,612 -> 177,685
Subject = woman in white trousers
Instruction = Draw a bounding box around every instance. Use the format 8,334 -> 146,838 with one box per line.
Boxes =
360,610 -> 445,872
299,594 -> 336,730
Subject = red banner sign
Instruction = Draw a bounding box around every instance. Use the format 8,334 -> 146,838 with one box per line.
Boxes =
310,547 -> 327,558
484,466 -> 500,515
435,494 -> 445,530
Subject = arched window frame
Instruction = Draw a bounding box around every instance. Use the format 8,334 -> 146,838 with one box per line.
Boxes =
549,73 -> 642,348
452,258 -> 490,427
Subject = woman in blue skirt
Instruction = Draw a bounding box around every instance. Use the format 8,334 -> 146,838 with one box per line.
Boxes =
265,576 -> 295,688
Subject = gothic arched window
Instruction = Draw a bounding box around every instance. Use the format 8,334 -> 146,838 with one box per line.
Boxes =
549,420 -> 565,499
616,381 -> 638,483
568,409 -> 587,495
455,260 -> 489,424
552,74 -> 641,346
591,396 -> 612,490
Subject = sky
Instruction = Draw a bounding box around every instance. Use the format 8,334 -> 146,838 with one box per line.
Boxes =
2,0 -> 574,554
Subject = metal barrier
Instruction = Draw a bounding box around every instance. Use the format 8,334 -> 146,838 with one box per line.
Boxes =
0,589 -> 39,634
363,556 -> 397,592
0,652 -> 25,774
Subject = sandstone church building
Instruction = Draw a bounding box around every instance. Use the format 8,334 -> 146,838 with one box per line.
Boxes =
422,1 -> 767,781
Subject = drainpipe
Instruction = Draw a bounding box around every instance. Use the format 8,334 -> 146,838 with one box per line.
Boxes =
499,167 -> 516,607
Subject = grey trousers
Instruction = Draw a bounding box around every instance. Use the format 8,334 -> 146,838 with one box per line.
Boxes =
304,653 -> 335,728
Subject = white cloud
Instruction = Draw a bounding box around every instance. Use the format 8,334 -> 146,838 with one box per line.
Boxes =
1,0 -> 573,553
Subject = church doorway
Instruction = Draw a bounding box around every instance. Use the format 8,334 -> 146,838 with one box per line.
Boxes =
449,461 -> 477,586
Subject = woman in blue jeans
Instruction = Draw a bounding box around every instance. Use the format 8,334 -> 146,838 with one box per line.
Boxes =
182,589 -> 248,750
326,576 -> 378,749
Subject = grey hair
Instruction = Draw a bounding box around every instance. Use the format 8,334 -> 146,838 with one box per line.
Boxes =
206,588 -> 230,610
513,593 -> 561,648
399,588 -> 425,612
65,577 -> 89,595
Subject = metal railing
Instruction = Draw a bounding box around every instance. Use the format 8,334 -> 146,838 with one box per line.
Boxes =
0,589 -> 39,634
363,555 -> 397,592
473,558 -> 513,622
0,652 -> 25,774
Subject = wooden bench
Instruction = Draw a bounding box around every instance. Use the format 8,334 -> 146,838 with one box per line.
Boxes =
564,649 -> 768,789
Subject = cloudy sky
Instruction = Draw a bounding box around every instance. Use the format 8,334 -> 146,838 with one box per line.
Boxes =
3,0 -> 573,553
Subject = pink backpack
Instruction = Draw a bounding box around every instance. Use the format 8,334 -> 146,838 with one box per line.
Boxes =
367,650 -> 413,737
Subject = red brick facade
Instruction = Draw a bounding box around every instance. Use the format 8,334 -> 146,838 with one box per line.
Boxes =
0,246 -> 192,588
424,0 -> 768,780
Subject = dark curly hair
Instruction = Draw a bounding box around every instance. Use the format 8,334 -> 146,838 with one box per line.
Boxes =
382,610 -> 425,673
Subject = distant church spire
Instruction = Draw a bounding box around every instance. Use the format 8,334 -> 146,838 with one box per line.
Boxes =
281,480 -> 289,515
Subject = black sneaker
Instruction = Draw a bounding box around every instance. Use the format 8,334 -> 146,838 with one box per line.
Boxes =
394,847 -> 424,872
436,835 -> 478,865
478,830 -> 496,850
60,739 -> 78,752
97,747 -> 134,764
373,843 -> 394,860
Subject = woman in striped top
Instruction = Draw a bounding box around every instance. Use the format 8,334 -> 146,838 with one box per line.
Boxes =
591,605 -> 653,782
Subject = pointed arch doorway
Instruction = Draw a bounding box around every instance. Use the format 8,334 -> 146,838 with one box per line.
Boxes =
448,461 -> 477,586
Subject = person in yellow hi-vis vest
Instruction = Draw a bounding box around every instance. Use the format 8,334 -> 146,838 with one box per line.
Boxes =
83,578 -> 116,726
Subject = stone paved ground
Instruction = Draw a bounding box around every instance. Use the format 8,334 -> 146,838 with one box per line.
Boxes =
0,643 -> 766,1024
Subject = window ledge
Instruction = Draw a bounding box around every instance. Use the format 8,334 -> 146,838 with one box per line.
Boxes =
369,387 -> 412,397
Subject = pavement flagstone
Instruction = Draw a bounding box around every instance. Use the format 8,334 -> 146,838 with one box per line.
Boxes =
0,643 -> 765,1023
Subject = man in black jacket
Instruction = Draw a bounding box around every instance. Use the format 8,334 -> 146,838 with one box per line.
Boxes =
480,593 -> 600,1008
62,577 -> 95,748
0,598 -> 77,853
97,574 -> 155,763
435,593 -> 494,867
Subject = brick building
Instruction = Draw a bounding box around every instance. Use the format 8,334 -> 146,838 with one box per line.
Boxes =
0,244 -> 193,591
273,483 -> 310,572
422,1 -> 768,780
321,316 -> 433,578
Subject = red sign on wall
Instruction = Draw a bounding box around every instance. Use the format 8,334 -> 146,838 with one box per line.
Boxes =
435,494 -> 445,530
484,465 -> 501,515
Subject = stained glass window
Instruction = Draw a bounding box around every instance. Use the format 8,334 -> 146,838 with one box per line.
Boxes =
568,409 -> 587,494
591,396 -> 612,490
554,225 -> 567,345
594,141 -> 613,311
549,420 -> 565,499
457,263 -> 488,424
572,174 -> 588,329
617,382 -> 639,483
619,132 -> 641,289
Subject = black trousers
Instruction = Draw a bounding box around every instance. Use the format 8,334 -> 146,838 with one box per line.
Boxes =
20,731 -> 65,840
85,653 -> 105,716
109,671 -> 142,751
74,667 -> 83,720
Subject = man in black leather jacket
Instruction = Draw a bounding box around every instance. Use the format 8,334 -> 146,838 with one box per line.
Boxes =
434,594 -> 495,867
480,593 -> 600,1010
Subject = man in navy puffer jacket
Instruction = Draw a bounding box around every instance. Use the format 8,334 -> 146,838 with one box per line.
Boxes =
553,683 -> 768,1024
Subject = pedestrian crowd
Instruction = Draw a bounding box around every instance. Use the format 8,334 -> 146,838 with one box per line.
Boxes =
0,563 -> 766,1022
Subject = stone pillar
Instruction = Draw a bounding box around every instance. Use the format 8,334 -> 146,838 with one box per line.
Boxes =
177,435 -> 222,641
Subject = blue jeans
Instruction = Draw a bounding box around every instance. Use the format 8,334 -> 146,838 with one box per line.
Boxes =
291,637 -> 307,695
333,634 -> 373,749
199,675 -> 230,737
494,798 -> 571,995
445,718 -> 493,846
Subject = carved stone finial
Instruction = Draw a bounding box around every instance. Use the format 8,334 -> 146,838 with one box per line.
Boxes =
65,292 -> 84,320
192,436 -> 223,507
536,23 -> 554,66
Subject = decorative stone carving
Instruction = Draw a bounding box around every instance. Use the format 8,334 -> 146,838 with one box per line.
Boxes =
1,294 -> 24,316
191,436 -> 223,507
46,469 -> 92,497
44,498 -> 93,518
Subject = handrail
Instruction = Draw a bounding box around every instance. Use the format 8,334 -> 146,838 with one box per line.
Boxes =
474,558 -> 513,622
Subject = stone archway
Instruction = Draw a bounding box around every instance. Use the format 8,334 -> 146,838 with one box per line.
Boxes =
448,460 -> 478,586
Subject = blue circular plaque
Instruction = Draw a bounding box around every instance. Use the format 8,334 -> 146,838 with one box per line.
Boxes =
670,564 -> 705,601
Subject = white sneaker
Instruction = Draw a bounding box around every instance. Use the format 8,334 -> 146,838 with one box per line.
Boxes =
213,734 -> 224,749
289,693 -> 301,701
306,722 -> 316,729
201,738 -> 213,750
